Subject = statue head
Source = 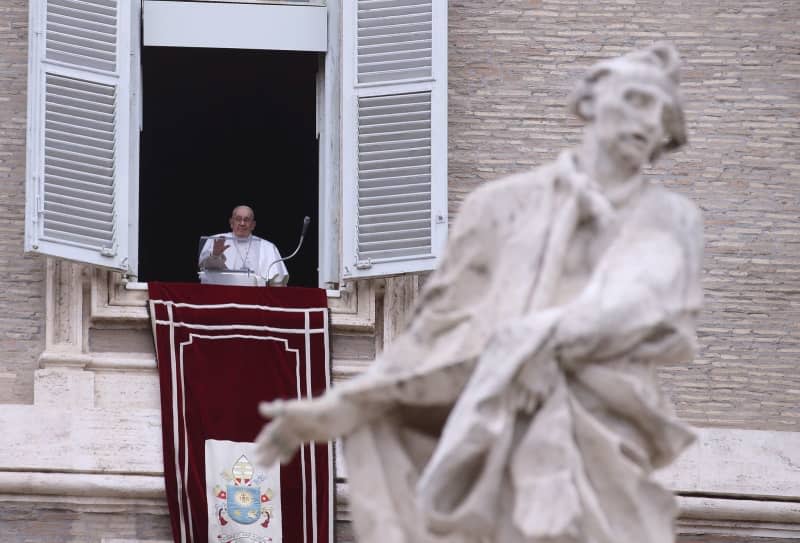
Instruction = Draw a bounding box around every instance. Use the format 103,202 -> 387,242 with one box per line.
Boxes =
568,42 -> 687,169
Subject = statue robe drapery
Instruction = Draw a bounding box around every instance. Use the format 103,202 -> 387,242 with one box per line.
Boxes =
333,151 -> 703,542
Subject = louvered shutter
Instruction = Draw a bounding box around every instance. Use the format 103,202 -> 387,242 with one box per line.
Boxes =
25,0 -> 139,273
340,0 -> 447,279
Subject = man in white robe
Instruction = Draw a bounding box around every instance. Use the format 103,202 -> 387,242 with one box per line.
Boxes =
199,205 -> 289,286
255,43 -> 701,542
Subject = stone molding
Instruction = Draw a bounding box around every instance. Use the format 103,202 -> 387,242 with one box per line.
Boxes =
657,428 -> 800,500
380,274 -> 421,349
0,471 -> 164,501
39,261 -> 378,370
1,474 -> 798,537
0,424 -> 796,537
88,267 -> 377,331
39,258 -> 88,368
677,496 -> 800,538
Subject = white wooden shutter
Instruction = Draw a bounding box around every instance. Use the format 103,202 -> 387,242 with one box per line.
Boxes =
25,0 -> 139,272
340,0 -> 447,279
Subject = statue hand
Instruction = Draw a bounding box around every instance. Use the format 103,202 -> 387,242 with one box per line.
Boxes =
255,399 -> 305,467
255,394 -> 351,468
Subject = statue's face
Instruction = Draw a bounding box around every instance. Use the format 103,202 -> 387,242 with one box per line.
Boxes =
591,76 -> 672,170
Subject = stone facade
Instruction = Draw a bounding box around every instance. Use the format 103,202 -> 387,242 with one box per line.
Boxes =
0,0 -> 44,406
0,0 -> 798,542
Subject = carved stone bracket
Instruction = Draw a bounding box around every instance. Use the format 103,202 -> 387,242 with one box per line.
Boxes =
39,258 -> 91,368
90,269 -> 149,324
328,279 -> 376,332
380,274 -> 421,349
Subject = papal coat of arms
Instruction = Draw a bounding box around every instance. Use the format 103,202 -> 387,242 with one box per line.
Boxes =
212,454 -> 276,543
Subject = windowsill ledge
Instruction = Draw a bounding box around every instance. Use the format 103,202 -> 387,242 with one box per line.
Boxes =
92,270 -> 375,331
123,280 -> 341,298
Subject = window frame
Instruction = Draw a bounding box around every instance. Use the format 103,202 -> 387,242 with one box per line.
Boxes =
25,0 -> 447,287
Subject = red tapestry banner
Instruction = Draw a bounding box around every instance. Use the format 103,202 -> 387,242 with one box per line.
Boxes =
148,282 -> 332,543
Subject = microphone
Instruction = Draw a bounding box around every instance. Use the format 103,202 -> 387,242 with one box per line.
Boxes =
265,216 -> 311,286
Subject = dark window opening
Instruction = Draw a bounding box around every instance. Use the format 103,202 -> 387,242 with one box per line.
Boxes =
138,47 -> 319,287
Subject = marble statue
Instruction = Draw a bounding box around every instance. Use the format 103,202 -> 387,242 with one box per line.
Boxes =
256,42 -> 702,543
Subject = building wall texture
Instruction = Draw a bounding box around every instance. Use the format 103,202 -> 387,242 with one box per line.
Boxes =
1,1 -> 796,420
448,0 -> 799,431
0,506 -> 171,543
0,0 -> 798,542
0,0 -> 44,406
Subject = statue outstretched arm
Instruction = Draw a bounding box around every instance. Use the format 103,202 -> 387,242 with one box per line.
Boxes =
255,389 -> 389,467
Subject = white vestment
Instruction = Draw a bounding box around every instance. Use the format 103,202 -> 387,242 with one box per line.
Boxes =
199,234 -> 289,285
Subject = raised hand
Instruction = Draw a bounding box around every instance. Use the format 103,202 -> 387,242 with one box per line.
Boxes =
212,237 -> 229,256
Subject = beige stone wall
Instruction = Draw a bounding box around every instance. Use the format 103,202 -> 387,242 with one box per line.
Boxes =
0,1 -> 798,541
448,0 -> 800,431
0,0 -> 44,405
0,505 -> 171,543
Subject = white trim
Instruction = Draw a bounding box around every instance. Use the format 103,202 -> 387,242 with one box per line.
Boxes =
323,308 -> 334,542
150,300 -> 330,313
166,304 -> 187,543
127,0 -> 142,278
318,0 -> 341,287
115,0 -> 135,275
132,280 -> 342,297
179,334 -> 302,543
429,0 -> 449,264
153,302 -> 333,543
179,334 -> 194,543
142,1 -> 327,52
339,0 -> 357,278
24,0 -> 42,255
171,331 -> 305,542
155,320 -> 327,334
304,312 -> 318,543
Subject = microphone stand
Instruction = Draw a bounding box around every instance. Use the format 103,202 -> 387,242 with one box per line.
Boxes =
265,216 -> 311,286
